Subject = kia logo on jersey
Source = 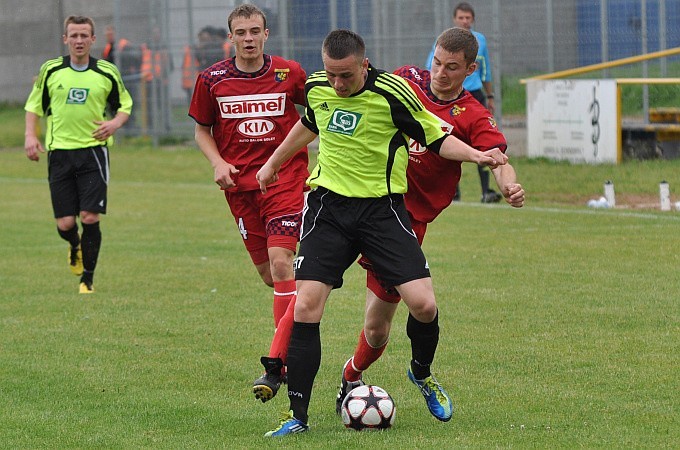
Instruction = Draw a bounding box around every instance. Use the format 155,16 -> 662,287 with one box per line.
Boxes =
217,93 -> 286,118
237,118 -> 276,138
409,120 -> 453,154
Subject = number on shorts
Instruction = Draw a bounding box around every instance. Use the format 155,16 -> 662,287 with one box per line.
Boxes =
238,217 -> 248,240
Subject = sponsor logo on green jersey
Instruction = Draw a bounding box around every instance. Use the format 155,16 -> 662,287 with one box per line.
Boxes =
66,88 -> 89,104
327,109 -> 362,136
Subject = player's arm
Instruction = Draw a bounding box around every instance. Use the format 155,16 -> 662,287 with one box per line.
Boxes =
491,162 -> 525,208
94,63 -> 133,142
24,111 -> 44,162
437,135 -> 507,168
194,123 -> 239,190
391,75 -> 505,167
257,120 -> 317,193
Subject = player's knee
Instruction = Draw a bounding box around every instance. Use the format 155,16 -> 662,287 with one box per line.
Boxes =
408,299 -> 437,323
364,323 -> 390,347
56,216 -> 77,231
80,211 -> 100,224
293,297 -> 323,322
268,255 -> 294,280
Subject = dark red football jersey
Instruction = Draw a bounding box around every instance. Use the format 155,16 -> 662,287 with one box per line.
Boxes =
189,55 -> 308,192
394,65 -> 507,223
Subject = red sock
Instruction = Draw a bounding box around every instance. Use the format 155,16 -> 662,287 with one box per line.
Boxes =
344,329 -> 387,382
268,295 -> 296,363
273,279 -> 296,327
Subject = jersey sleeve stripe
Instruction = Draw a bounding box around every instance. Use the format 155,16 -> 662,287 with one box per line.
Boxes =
375,74 -> 422,112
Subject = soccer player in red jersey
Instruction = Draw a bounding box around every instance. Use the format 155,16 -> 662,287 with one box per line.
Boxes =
335,27 -> 525,416
188,4 -> 307,392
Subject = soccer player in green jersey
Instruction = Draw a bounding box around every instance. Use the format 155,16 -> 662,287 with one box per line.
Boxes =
24,15 -> 132,294
256,29 -> 508,437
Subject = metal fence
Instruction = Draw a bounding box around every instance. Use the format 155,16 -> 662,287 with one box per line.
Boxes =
3,0 -> 679,141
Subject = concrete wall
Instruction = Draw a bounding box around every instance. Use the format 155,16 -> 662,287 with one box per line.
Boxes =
0,1 -> 119,103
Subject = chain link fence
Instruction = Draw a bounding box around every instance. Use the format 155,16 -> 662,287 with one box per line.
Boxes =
3,0 -> 679,143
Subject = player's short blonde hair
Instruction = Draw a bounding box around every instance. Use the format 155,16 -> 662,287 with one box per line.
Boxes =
228,4 -> 267,32
63,15 -> 95,36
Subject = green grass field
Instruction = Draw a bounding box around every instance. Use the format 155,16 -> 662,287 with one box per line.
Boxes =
1,119 -> 679,447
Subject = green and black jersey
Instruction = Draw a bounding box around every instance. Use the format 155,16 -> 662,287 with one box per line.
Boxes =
301,64 -> 446,198
24,56 -> 133,150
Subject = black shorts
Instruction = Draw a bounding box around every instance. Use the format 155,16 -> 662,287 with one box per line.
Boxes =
47,146 -> 109,218
295,187 -> 430,289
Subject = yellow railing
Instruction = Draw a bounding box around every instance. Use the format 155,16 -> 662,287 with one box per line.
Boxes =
521,47 -> 680,82
521,47 -> 680,163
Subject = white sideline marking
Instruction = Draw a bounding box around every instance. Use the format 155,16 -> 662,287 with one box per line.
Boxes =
454,201 -> 680,221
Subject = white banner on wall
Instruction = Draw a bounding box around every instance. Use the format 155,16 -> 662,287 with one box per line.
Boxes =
527,79 -> 619,164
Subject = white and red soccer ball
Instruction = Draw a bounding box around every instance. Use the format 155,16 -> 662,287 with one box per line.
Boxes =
340,385 -> 396,430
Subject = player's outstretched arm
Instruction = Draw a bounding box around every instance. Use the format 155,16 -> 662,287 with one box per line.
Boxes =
24,111 -> 45,162
257,120 -> 317,193
439,135 -> 508,168
491,163 -> 525,208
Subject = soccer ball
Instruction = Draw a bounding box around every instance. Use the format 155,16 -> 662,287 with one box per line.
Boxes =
340,385 -> 396,430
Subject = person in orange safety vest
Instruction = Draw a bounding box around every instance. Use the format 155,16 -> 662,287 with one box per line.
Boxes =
182,26 -> 232,103
103,25 -> 142,128
141,26 -> 173,131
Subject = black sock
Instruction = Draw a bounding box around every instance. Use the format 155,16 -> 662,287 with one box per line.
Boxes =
81,222 -> 101,273
407,311 -> 439,380
478,165 -> 490,194
80,270 -> 94,285
57,225 -> 80,248
287,321 -> 321,424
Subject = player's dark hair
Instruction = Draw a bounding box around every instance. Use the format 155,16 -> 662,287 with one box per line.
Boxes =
64,15 -> 95,36
322,29 -> 365,60
436,27 -> 478,65
453,2 -> 475,19
228,4 -> 267,32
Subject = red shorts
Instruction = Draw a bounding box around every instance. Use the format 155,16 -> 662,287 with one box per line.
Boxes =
359,217 -> 428,303
225,181 -> 304,265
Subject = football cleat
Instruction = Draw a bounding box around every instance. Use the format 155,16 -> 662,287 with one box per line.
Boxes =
79,281 -> 94,294
407,369 -> 453,422
336,358 -> 365,414
481,189 -> 503,203
69,246 -> 83,276
253,372 -> 282,403
253,356 -> 284,403
264,410 -> 309,437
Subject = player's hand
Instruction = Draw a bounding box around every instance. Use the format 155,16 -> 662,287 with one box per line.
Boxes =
503,183 -> 525,208
214,161 -> 239,190
24,134 -> 44,162
256,164 -> 279,194
92,120 -> 119,142
478,147 -> 507,168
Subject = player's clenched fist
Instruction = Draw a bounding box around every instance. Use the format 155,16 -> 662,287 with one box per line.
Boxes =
502,183 -> 525,208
